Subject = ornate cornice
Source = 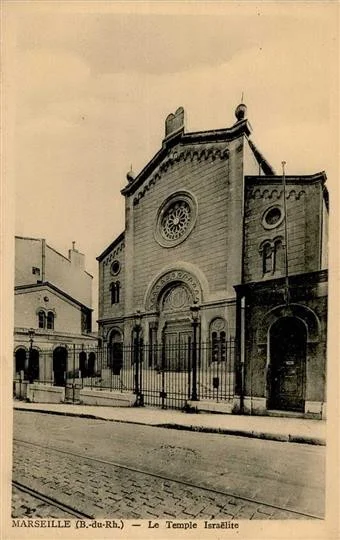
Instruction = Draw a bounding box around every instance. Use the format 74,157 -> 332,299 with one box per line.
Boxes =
133,144 -> 229,206
122,119 -> 251,198
102,242 -> 125,266
249,187 -> 306,200
97,231 -> 125,262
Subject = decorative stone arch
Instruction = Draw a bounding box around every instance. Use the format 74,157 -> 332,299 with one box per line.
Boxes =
257,303 -> 321,347
209,317 -> 227,334
51,343 -> 69,352
144,262 -> 208,311
14,344 -> 28,353
106,326 -> 124,343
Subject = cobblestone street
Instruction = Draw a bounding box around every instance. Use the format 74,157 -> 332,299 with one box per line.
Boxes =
13,441 -> 307,520
12,486 -> 71,519
11,411 -> 325,520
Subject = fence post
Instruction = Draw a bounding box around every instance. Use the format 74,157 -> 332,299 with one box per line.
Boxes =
187,337 -> 191,400
161,328 -> 166,409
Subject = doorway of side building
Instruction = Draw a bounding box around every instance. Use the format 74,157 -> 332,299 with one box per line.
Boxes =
268,317 -> 306,412
53,346 -> 68,386
109,331 -> 123,375
27,349 -> 40,383
15,348 -> 26,376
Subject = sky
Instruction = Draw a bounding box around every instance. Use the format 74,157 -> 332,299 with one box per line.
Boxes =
4,1 -> 339,328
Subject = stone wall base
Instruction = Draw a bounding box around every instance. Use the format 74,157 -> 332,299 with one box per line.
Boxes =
27,384 -> 65,404
305,400 -> 326,419
14,380 -> 29,400
79,389 -> 136,407
187,399 -> 238,414
243,396 -> 267,415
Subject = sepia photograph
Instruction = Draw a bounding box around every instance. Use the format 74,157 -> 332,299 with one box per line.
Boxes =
1,1 -> 339,539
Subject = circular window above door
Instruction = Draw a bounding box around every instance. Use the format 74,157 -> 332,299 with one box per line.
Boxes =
154,191 -> 197,248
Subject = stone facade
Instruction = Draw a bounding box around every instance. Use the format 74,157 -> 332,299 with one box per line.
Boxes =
14,237 -> 97,385
97,104 -> 328,418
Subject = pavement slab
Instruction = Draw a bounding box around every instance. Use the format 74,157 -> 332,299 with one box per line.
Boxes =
13,401 -> 326,445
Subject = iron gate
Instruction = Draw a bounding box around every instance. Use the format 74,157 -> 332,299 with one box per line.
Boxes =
13,339 -> 237,410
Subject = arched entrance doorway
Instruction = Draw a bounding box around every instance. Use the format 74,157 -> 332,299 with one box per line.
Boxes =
159,283 -> 194,371
15,348 -> 26,375
27,349 -> 40,383
109,331 -> 123,375
268,317 -> 306,412
53,347 -> 68,386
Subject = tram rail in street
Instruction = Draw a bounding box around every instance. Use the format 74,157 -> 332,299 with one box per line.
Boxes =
12,480 -> 94,519
13,438 -> 322,520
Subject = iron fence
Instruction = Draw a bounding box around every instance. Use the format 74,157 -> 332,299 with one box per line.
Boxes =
13,338 -> 237,410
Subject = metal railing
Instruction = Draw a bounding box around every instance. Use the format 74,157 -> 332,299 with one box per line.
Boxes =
13,338 -> 237,410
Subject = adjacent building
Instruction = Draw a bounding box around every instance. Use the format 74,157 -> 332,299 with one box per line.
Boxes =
97,103 -> 328,418
14,237 -> 97,385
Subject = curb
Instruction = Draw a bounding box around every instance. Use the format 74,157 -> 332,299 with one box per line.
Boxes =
14,406 -> 326,446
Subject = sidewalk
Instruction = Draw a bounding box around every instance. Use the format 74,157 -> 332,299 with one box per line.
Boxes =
13,401 -> 326,446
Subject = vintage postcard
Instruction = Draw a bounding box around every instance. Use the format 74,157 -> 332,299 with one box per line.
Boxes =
1,1 -> 339,539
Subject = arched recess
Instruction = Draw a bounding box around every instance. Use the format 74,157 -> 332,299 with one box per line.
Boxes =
14,347 -> 27,375
144,262 -> 208,311
257,303 -> 321,346
53,346 -> 68,387
108,329 -> 123,375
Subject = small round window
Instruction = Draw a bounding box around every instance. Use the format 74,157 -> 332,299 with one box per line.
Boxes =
262,206 -> 284,230
110,260 -> 121,276
155,191 -> 197,248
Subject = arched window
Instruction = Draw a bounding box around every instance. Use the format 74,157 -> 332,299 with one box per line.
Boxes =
209,319 -> 227,363
110,281 -> 121,304
260,238 -> 284,276
262,242 -> 273,274
38,310 -> 45,328
47,311 -> 54,330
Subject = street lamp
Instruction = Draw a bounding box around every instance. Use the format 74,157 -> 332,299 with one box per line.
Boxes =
190,301 -> 200,401
28,328 -> 35,383
134,310 -> 142,402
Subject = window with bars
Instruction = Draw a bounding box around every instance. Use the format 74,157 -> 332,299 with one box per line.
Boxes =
211,330 -> 227,363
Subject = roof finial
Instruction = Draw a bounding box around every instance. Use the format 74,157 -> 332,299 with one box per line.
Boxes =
127,164 -> 135,183
235,97 -> 247,122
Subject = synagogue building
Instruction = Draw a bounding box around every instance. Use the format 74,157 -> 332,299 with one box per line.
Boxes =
97,103 -> 328,418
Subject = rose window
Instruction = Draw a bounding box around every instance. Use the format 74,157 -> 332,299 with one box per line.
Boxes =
155,191 -> 198,248
161,201 -> 191,240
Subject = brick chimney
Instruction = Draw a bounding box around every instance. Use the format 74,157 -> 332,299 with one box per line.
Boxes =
68,241 -> 85,269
